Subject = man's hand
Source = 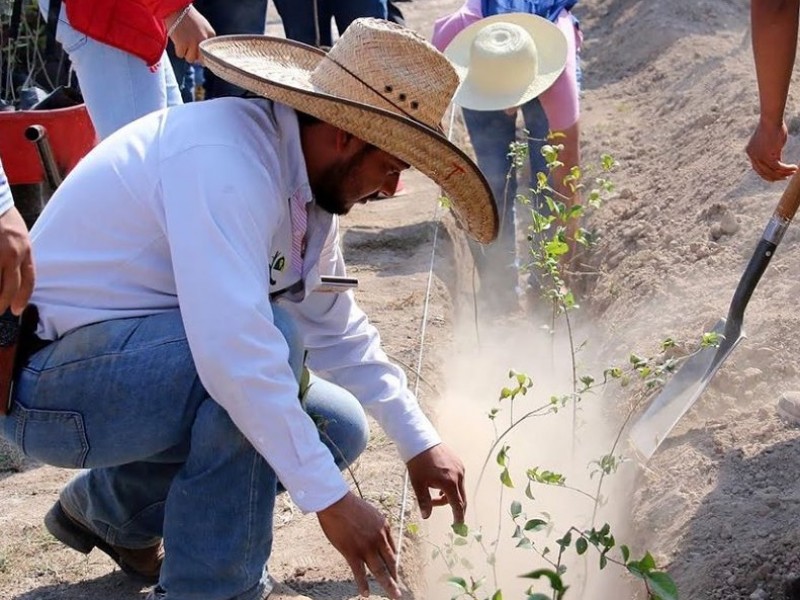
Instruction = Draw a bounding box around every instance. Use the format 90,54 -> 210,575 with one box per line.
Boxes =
406,443 -> 466,523
746,119 -> 797,181
0,207 -> 34,315
317,492 -> 402,599
166,5 -> 215,64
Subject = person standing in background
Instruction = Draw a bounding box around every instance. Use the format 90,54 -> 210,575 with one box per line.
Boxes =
37,0 -> 214,139
433,0 -> 581,313
169,0 -> 268,100
274,0 -> 387,48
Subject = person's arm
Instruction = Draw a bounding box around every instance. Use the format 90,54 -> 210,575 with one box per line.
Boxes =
0,160 -> 34,315
746,0 -> 800,181
164,4 -> 215,64
139,1 -> 215,64
286,225 -> 442,462
287,228 -> 466,520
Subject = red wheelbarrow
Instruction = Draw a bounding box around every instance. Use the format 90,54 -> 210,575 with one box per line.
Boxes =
0,102 -> 96,227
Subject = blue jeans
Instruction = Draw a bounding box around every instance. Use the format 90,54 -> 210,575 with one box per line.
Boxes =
170,0 -> 269,99
37,0 -> 183,140
463,99 -> 550,306
274,0 -> 388,47
1,307 -> 369,600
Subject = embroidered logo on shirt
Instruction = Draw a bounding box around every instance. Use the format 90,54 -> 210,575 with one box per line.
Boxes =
269,251 -> 286,285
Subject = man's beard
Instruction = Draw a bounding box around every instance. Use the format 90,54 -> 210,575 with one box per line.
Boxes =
311,146 -> 375,215
312,161 -> 352,215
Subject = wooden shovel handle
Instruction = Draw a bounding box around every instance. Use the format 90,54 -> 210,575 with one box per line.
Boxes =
776,167 -> 800,221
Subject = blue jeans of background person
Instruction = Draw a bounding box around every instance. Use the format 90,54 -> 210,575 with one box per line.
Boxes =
274,0 -> 387,47
462,99 -> 550,310
1,306 -> 369,600
170,0 -> 268,99
37,0 -> 183,140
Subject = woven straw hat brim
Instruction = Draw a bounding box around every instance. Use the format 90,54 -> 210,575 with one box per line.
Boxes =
200,35 -> 499,244
445,13 -> 568,111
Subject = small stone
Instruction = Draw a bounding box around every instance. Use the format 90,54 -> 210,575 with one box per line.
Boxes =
749,588 -> 768,600
719,212 -> 740,235
777,391 -> 800,426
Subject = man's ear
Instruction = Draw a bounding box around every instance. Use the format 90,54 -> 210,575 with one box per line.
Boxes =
334,127 -> 357,153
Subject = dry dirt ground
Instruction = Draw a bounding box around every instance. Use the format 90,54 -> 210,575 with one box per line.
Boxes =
5,0 -> 800,599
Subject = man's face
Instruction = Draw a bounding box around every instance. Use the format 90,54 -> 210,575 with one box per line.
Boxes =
313,143 -> 409,215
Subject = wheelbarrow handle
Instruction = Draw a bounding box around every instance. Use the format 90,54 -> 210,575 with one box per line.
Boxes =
25,124 -> 63,191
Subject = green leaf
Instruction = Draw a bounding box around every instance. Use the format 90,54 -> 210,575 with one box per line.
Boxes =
645,572 -> 679,600
525,482 -> 535,500
575,537 -> 588,555
526,595 -> 551,600
599,554 -> 608,569
557,531 -> 572,549
496,446 -> 509,467
520,569 -> 565,592
620,545 -> 630,563
524,519 -> 547,532
510,500 -> 523,518
629,353 -> 646,368
545,238 -> 570,257
701,331 -> 722,348
406,523 -> 419,536
491,590 -> 503,600
452,522 -> 469,537
500,468 -> 514,488
453,536 -> 468,546
446,576 -> 467,591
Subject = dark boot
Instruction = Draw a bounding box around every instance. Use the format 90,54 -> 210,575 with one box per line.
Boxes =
44,500 -> 163,583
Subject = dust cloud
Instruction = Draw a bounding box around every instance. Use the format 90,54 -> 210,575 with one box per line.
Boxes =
423,315 -> 643,599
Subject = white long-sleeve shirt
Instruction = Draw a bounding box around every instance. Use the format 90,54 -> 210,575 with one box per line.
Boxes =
30,98 -> 441,513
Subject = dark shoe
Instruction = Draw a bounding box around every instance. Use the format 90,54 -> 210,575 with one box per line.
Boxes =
44,500 -> 163,583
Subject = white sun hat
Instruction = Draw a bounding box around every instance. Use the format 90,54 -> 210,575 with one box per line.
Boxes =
444,12 -> 568,111
199,18 -> 499,243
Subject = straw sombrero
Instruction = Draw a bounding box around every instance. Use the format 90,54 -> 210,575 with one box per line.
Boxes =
445,13 -> 568,111
200,18 -> 498,243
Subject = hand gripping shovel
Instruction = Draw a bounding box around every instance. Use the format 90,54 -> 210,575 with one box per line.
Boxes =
629,169 -> 800,460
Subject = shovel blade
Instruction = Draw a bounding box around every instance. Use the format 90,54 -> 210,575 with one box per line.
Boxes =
629,319 -> 744,461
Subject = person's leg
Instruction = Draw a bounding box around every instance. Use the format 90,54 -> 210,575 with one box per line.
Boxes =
166,45 -> 196,104
2,306 -> 367,599
332,0 -> 388,37
37,0 -> 181,140
303,373 -> 369,471
462,107 -> 520,311
194,0 -> 269,97
274,0 -> 334,47
521,98 -> 550,209
3,311 -> 268,599
386,0 -> 405,25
